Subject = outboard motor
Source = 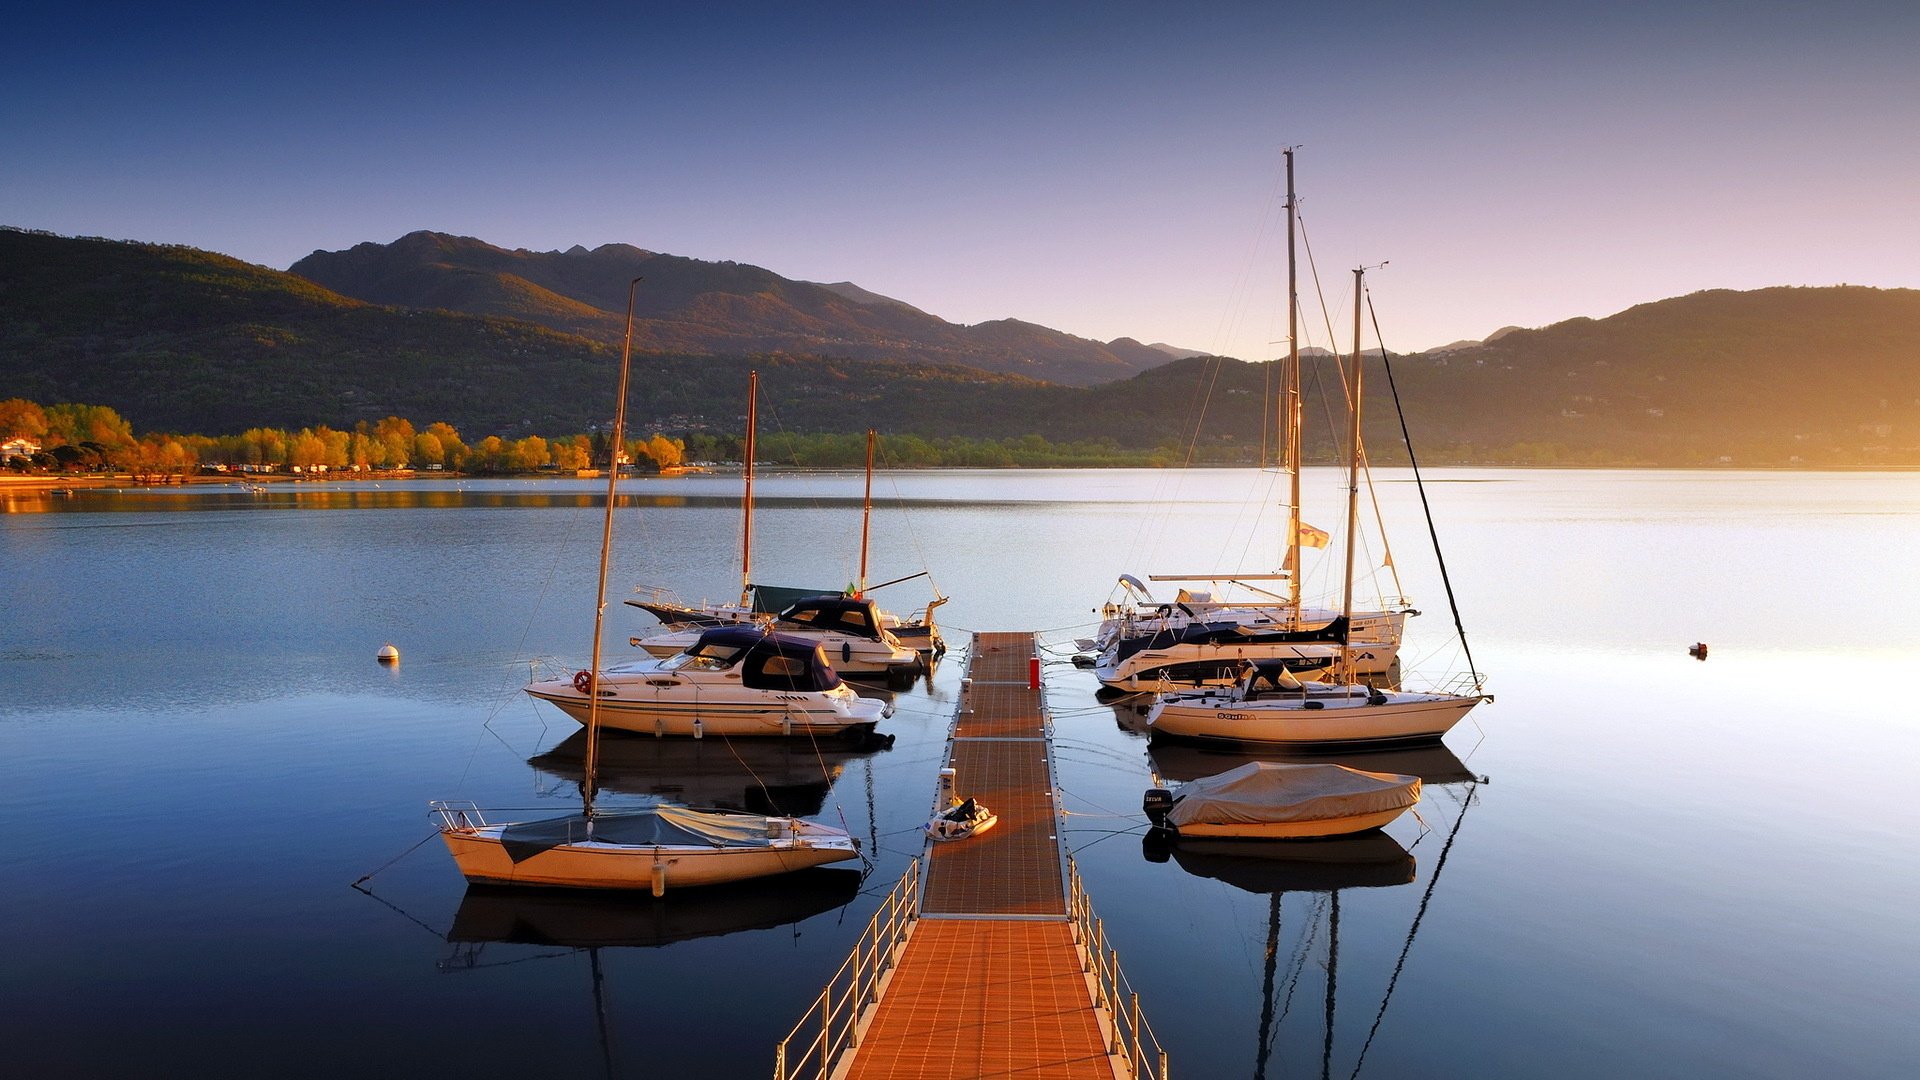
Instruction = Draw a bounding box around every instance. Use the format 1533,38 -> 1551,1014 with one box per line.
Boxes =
1142,787 -> 1175,831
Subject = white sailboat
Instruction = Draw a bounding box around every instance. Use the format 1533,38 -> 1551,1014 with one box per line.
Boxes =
435,277 -> 860,892
1147,265 -> 1489,748
1093,150 -> 1410,692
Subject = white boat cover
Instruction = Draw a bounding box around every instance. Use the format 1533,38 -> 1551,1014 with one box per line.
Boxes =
1167,762 -> 1420,828
498,806 -> 780,862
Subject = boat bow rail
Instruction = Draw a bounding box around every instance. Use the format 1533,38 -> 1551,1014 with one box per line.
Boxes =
429,800 -> 487,831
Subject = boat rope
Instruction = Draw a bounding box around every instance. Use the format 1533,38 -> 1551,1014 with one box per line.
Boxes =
1345,778 -> 1480,1080
350,881 -> 451,941
1366,292 -> 1483,689
350,828 -> 444,887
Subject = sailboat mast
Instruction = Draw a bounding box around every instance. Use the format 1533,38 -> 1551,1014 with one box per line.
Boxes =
584,275 -> 642,820
740,370 -> 758,608
1284,147 -> 1303,613
1340,267 -> 1365,680
858,428 -> 875,596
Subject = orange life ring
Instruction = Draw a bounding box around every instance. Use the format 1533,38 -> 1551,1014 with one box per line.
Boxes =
572,669 -> 594,694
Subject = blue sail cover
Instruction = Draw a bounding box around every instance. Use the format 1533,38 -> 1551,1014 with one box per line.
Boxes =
1112,616 -> 1351,664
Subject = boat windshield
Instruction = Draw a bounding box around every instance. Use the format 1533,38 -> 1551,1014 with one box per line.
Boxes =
663,642 -> 745,671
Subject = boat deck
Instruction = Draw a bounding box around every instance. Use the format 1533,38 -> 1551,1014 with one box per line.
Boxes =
838,632 -> 1119,1080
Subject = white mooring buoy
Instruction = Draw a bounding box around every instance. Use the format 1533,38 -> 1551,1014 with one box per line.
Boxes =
377,643 -> 400,664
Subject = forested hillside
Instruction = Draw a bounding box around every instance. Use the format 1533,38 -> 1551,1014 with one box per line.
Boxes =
5,229 -> 1918,466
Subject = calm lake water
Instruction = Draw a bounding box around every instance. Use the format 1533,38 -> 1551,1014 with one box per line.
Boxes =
3,468 -> 1916,1078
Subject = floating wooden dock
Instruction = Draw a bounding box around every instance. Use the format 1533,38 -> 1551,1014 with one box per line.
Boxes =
775,632 -> 1165,1080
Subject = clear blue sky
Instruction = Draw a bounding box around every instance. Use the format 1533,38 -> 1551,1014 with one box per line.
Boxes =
6,1 -> 1916,355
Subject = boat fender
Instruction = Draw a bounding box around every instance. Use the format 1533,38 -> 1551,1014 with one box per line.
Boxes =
572,669 -> 594,694
693,717 -> 704,740
1303,700 -> 1325,710
842,642 -> 853,663
650,861 -> 667,898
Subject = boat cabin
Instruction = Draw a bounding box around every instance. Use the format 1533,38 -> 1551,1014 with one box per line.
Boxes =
773,597 -> 889,642
661,626 -> 845,692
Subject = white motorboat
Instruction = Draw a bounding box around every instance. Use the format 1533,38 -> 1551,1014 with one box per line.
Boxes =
1143,760 -> 1421,839
531,625 -> 892,738
637,596 -> 921,680
435,279 -> 860,894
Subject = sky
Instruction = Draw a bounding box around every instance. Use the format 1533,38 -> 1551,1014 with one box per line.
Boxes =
6,1 -> 1917,356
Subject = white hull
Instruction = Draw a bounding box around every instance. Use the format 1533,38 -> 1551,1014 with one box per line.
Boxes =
527,678 -> 887,738
441,826 -> 857,890
1148,688 -> 1484,748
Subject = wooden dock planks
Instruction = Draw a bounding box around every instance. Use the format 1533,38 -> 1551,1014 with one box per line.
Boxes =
839,632 -> 1121,1080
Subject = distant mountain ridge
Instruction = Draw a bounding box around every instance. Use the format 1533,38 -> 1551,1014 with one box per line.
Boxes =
5,228 -> 1917,465
288,231 -> 1180,386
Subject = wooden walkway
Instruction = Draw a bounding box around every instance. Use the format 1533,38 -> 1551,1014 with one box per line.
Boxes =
838,632 -> 1122,1080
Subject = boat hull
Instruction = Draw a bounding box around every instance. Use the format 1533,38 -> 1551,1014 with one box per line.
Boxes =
441,828 -> 857,890
526,683 -> 884,738
1148,691 -> 1483,748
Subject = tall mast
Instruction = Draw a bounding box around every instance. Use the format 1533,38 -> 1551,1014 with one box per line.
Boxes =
1340,266 -> 1365,681
740,370 -> 757,608
584,275 -> 642,822
1283,147 -> 1303,612
858,428 -> 875,596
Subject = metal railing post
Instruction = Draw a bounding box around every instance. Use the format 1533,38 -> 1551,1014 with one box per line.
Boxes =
1130,992 -> 1142,1077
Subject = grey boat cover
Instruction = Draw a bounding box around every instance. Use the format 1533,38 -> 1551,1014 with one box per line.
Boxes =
1168,762 -> 1420,828
498,806 -> 778,863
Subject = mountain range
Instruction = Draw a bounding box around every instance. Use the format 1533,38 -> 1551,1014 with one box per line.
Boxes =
3,227 -> 1918,465
289,231 -> 1177,386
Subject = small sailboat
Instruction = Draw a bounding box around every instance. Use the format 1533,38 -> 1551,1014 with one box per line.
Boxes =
1146,264 -> 1489,748
529,624 -> 892,738
1143,761 -> 1421,840
626,383 -> 945,655
434,277 -> 860,893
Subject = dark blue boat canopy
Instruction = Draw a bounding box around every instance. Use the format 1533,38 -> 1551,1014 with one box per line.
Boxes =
773,597 -> 886,640
685,625 -> 845,691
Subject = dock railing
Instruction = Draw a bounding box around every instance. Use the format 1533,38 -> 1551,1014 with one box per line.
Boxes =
772,859 -> 921,1080
1067,855 -> 1169,1080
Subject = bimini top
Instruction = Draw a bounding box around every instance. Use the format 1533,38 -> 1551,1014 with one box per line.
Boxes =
774,597 -> 887,641
677,625 -> 845,692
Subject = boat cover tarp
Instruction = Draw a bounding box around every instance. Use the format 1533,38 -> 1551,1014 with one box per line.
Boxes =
1168,762 -> 1419,828
497,806 -> 777,862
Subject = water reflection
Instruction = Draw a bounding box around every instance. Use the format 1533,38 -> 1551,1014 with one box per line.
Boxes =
529,730 -> 889,816
1149,831 -> 1416,893
1145,781 -> 1482,1080
445,869 -> 863,950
